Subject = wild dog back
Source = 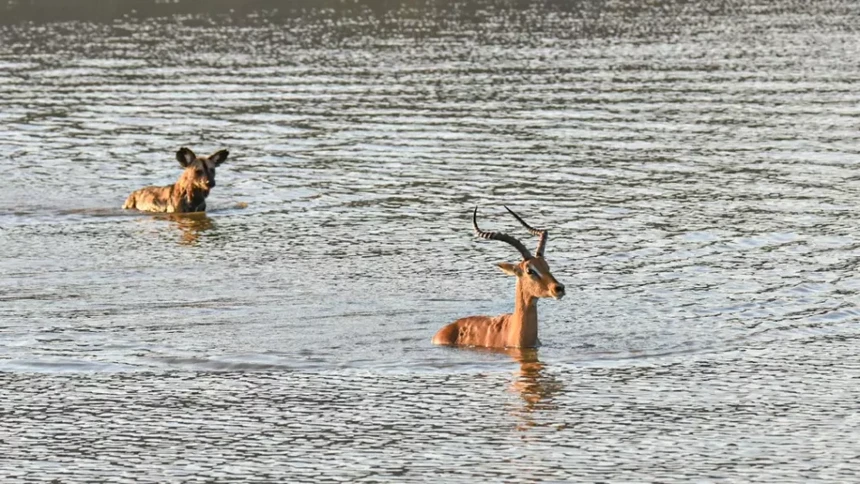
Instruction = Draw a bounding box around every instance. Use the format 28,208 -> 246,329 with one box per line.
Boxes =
123,147 -> 229,213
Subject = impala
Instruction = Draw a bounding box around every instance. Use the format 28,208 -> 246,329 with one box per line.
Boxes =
432,206 -> 565,348
123,147 -> 229,213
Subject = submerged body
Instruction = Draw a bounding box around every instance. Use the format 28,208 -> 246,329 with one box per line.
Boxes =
433,315 -> 512,348
433,279 -> 542,348
123,184 -> 209,213
432,313 -> 542,348
123,147 -> 229,213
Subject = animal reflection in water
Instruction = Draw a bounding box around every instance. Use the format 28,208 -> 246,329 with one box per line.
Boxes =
157,212 -> 214,245
505,348 -> 565,431
465,347 -> 564,430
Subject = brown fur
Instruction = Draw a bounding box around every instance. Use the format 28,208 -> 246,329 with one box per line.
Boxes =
123,147 -> 229,213
432,257 -> 564,349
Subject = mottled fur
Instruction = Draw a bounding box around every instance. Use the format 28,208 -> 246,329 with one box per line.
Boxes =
123,147 -> 229,213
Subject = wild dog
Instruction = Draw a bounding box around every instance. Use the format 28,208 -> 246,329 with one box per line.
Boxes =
123,147 -> 229,213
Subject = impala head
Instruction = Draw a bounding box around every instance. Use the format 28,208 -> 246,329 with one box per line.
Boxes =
175,147 -> 229,193
474,206 -> 566,300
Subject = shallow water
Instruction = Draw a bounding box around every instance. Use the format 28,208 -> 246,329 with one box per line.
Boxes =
2,0 -> 860,481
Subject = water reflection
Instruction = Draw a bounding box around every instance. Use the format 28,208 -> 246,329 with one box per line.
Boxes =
460,347 -> 565,430
156,212 -> 214,246
505,348 -> 564,431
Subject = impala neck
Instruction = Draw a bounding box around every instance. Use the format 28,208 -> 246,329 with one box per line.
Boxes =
508,279 -> 539,347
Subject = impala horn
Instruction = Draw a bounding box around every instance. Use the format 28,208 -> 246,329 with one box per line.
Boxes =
504,205 -> 548,258
473,206 -> 533,260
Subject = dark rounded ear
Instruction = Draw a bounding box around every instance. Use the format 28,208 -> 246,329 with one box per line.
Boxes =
176,147 -> 196,167
208,149 -> 229,166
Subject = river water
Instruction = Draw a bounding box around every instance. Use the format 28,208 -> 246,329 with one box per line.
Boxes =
2,0 -> 860,482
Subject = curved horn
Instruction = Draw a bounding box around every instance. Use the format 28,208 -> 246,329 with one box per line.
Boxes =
504,205 -> 548,257
473,206 -> 533,260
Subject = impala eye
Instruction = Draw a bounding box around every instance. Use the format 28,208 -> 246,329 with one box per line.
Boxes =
527,267 -> 540,278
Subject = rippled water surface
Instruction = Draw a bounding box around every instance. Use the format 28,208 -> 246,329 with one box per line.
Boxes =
2,0 -> 860,481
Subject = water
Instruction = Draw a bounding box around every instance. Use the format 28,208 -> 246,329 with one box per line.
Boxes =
2,0 -> 860,481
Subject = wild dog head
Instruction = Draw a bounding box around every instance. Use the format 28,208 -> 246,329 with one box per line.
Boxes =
175,147 -> 229,195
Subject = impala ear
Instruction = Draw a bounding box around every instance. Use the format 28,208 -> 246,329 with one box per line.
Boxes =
497,262 -> 521,276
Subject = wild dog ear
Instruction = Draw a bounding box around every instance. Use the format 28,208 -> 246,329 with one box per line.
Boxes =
208,149 -> 229,166
176,147 -> 196,167
497,262 -> 522,277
